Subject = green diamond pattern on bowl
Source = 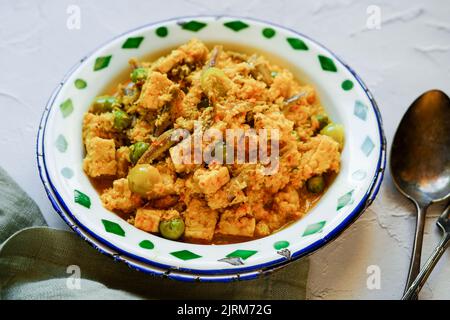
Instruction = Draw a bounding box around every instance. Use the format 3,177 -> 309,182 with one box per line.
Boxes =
341,79 -> 354,91
352,169 -> 367,181
74,79 -> 87,89
102,219 -> 125,237
61,167 -> 74,179
155,26 -> 168,37
287,37 -> 309,50
94,55 -> 112,71
55,134 -> 68,153
139,240 -> 154,250
273,241 -> 290,250
262,27 -> 276,38
224,20 -> 249,32
337,190 -> 354,210
318,55 -> 337,72
122,36 -> 144,49
226,249 -> 257,260
354,100 -> 368,121
59,99 -> 73,118
180,20 -> 207,32
302,221 -> 326,236
74,190 -> 91,208
361,136 -> 375,156
171,250 -> 202,260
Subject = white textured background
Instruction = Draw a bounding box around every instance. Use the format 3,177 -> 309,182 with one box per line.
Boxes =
0,0 -> 449,299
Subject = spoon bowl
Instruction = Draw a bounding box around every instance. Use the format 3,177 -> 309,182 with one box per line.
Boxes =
390,89 -> 450,297
391,89 -> 450,205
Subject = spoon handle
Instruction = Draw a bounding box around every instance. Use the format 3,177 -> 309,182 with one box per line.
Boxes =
402,232 -> 450,300
404,203 -> 428,298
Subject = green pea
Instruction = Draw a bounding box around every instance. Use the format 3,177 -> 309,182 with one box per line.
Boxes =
130,68 -> 148,84
306,175 -> 325,193
113,108 -> 131,131
159,217 -> 185,240
127,164 -> 161,196
91,95 -> 118,113
129,141 -> 149,164
313,114 -> 329,130
320,123 -> 344,149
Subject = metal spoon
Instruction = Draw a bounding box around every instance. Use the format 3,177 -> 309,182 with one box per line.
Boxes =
402,202 -> 450,299
390,89 -> 450,298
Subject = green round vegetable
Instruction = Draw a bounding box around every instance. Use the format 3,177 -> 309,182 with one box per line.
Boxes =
320,123 -> 344,149
159,218 -> 185,240
91,95 -> 118,113
130,67 -> 148,84
201,67 -> 230,98
306,175 -> 325,193
129,141 -> 149,164
113,108 -> 131,131
127,164 -> 161,196
313,114 -> 329,130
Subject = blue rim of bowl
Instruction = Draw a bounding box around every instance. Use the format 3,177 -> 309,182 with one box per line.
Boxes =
36,15 -> 386,279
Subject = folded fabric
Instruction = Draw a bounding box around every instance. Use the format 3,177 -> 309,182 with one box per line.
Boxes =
0,167 -> 309,300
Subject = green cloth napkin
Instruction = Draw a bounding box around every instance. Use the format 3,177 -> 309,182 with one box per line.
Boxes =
0,167 -> 309,300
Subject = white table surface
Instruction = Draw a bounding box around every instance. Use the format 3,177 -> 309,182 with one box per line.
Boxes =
0,0 -> 449,299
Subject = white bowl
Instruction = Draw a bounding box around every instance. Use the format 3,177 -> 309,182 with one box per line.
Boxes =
37,15 -> 386,281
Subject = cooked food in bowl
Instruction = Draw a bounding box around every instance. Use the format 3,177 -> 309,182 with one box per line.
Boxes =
81,38 -> 344,244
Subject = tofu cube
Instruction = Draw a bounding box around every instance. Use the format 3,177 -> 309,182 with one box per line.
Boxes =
298,135 -> 340,179
216,204 -> 255,237
184,199 -> 218,241
169,138 -> 196,173
134,209 -> 164,233
137,72 -> 173,112
100,178 -> 141,213
193,166 -> 230,195
83,137 -> 117,177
